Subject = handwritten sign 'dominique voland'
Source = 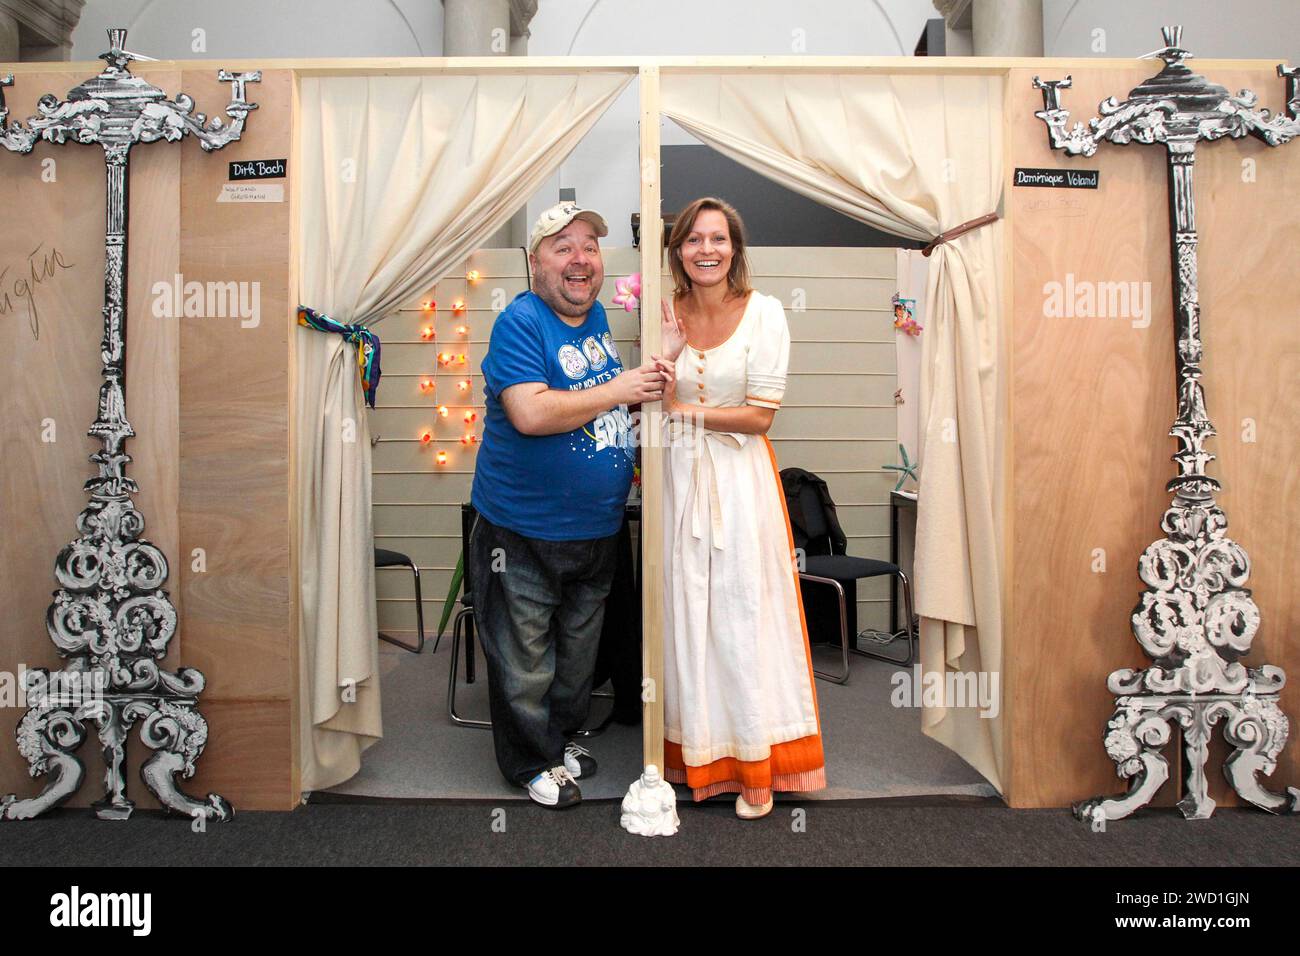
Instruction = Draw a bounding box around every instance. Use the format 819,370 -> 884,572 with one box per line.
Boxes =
1014,167 -> 1100,189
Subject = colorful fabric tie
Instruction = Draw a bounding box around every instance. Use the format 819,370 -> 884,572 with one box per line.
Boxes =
297,305 -> 382,408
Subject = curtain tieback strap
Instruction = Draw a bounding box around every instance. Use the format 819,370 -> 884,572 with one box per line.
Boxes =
297,305 -> 383,408
921,212 -> 1000,257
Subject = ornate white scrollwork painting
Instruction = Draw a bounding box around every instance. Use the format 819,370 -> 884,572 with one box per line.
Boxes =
1033,27 -> 1300,821
1,30 -> 259,822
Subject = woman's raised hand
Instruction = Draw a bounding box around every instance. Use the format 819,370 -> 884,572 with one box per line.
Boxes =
660,298 -> 687,362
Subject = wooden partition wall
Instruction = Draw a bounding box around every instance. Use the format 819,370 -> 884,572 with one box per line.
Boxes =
1,53 -> 1295,813
1003,64 -> 1300,809
0,65 -> 298,811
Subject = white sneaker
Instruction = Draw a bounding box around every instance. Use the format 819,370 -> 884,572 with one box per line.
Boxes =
563,741 -> 598,779
526,766 -> 581,809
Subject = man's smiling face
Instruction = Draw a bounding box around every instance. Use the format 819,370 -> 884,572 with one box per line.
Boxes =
530,220 -> 604,320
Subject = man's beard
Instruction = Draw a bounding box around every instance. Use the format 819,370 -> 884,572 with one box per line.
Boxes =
537,271 -> 600,317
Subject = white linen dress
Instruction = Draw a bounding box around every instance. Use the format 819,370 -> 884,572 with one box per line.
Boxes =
662,290 -> 826,803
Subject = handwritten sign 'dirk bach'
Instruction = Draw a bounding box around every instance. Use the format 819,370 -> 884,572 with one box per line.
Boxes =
0,29 -> 259,823
0,242 -> 74,340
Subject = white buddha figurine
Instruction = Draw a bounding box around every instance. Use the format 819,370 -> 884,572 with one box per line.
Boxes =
621,765 -> 679,836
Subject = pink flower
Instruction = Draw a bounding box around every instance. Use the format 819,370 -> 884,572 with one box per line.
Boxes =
612,273 -> 642,312
895,314 -> 923,337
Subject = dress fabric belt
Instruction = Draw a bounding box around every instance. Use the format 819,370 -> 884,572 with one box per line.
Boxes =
687,430 -> 744,552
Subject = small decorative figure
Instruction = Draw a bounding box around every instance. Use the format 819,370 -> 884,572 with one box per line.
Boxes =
620,764 -> 680,837
883,443 -> 918,492
892,293 -> 922,337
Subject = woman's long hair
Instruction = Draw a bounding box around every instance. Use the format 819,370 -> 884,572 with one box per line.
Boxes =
666,197 -> 752,299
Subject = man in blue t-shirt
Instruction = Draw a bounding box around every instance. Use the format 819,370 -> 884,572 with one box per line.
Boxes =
469,202 -> 671,809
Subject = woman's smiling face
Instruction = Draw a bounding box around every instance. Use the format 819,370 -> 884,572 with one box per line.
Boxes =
679,208 -> 733,291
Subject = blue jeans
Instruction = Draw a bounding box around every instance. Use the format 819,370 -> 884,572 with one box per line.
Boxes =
468,514 -> 619,786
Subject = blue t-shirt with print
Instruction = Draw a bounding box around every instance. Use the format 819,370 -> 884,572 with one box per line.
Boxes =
471,290 -> 634,541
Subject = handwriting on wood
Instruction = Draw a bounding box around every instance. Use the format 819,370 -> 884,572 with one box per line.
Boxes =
0,242 -> 75,340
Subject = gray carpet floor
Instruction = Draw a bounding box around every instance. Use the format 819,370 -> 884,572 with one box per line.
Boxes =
3,801 -> 1297,867
324,637 -> 998,802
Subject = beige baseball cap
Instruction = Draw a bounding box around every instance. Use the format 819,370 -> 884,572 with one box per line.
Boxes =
528,201 -> 609,253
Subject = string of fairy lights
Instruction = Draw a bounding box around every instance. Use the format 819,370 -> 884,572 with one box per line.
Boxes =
414,269 -> 482,465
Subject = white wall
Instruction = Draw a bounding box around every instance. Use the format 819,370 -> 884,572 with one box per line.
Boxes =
524,0 -> 937,246
72,0 -> 443,60
66,0 -> 1299,242
1043,0 -> 1299,62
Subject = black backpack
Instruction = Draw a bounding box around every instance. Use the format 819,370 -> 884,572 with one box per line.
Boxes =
780,467 -> 847,558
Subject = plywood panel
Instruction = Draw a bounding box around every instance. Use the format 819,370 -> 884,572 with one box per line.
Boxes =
1006,65 -> 1300,809
181,698 -> 295,810
177,69 -> 296,809
0,65 -> 297,811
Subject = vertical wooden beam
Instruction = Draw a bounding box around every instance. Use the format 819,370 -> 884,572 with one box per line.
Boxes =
287,70 -> 304,803
638,64 -> 665,771
997,67 -> 1018,808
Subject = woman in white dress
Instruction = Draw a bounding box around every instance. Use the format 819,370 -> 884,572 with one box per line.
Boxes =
657,197 -> 826,819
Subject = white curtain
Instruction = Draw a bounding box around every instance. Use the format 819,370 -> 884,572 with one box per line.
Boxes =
296,71 -> 632,792
661,73 -> 1007,791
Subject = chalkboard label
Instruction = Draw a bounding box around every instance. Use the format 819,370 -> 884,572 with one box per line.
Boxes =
229,158 -> 287,180
1014,167 -> 1099,189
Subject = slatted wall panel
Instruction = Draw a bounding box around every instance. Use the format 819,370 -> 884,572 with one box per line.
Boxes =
751,247 -> 900,633
370,246 -> 898,636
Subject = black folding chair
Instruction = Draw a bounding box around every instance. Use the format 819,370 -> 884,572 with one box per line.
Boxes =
781,468 -> 917,685
374,548 -> 425,653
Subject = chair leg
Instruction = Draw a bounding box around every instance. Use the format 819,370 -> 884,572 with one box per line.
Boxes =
465,613 -> 477,684
571,711 -> 615,738
411,566 -> 426,652
899,569 -> 917,667
378,562 -> 425,653
378,630 -> 423,652
801,573 -> 850,684
853,570 -> 917,666
448,609 -> 490,729
571,685 -> 619,738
